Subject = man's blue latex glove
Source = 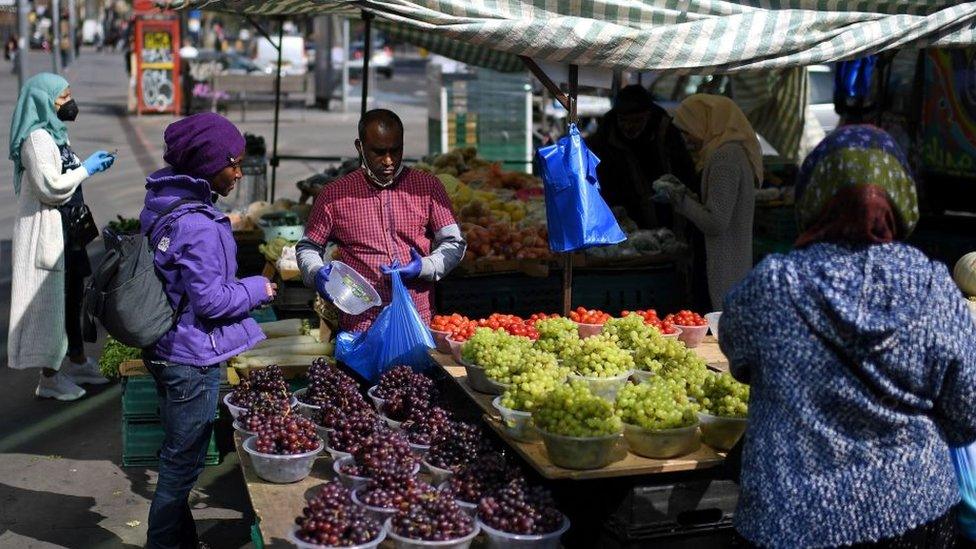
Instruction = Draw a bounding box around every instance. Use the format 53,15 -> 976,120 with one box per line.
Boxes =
314,263 -> 334,301
381,248 -> 423,280
82,151 -> 115,175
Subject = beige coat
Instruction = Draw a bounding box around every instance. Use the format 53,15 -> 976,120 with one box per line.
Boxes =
7,129 -> 89,370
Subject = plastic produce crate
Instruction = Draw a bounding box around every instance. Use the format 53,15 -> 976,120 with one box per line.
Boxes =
122,376 -> 161,420
122,418 -> 219,467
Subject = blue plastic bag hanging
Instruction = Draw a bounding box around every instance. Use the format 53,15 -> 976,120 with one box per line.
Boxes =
834,55 -> 877,116
334,270 -> 435,383
952,443 -> 976,541
537,123 -> 626,253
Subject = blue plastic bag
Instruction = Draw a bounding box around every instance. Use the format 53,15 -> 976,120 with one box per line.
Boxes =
952,444 -> 976,541
334,271 -> 435,383
537,123 -> 626,253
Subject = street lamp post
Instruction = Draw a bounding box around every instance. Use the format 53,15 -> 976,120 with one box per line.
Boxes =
16,0 -> 29,89
52,0 -> 63,73
67,0 -> 77,66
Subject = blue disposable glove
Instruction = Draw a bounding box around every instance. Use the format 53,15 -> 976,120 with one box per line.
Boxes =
82,150 -> 115,175
381,248 -> 423,280
314,263 -> 334,301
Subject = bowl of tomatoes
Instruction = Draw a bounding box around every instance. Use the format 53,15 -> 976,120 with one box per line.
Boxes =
569,307 -> 611,338
430,314 -> 475,354
665,311 -> 708,348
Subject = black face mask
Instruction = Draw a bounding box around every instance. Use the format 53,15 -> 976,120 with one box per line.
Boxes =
56,99 -> 78,122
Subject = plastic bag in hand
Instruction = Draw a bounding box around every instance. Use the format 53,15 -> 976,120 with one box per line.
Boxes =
537,123 -> 626,252
952,444 -> 976,541
334,270 -> 435,383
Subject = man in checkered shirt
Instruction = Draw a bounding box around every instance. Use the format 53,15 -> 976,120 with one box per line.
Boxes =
296,109 -> 466,332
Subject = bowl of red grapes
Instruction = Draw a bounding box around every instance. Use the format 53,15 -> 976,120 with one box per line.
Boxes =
476,479 -> 569,548
385,490 -> 479,548
290,480 -> 386,548
242,415 -> 322,483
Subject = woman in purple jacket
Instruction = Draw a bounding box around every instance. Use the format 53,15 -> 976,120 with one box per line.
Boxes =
139,112 -> 275,549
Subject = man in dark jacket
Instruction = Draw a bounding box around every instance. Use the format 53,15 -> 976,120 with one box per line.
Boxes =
587,85 -> 698,229
139,112 -> 275,549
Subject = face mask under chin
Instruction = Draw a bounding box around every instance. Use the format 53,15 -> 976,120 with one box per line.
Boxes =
360,151 -> 403,188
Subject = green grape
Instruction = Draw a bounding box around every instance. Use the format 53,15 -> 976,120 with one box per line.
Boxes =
534,317 -> 581,354
500,360 -> 570,412
462,328 -> 529,383
634,335 -> 709,397
533,381 -> 623,437
565,334 -> 635,378
698,372 -> 749,418
603,314 -> 658,350
615,379 -> 698,430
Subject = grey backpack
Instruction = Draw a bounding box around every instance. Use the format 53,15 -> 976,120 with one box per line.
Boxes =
83,199 -> 197,348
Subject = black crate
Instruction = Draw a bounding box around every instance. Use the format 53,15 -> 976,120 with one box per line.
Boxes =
273,280 -> 316,312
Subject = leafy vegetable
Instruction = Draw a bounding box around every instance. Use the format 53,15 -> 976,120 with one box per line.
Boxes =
98,337 -> 141,379
107,216 -> 140,234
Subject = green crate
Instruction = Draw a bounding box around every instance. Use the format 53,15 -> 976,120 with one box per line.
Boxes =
122,376 -> 161,419
122,418 -> 219,467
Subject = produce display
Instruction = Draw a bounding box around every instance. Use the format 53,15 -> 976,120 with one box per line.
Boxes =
98,336 -> 141,379
427,422 -> 493,472
568,307 -> 611,326
460,328 -> 529,369
533,381 -> 623,437
357,471 -> 433,509
564,334 -> 635,378
665,310 -> 707,327
499,355 -> 571,412
633,331 -> 709,394
390,490 -> 476,542
431,314 -> 478,342
602,313 -> 659,351
293,481 -> 383,547
442,453 -> 523,505
623,309 -> 680,335
230,365 -> 290,408
615,380 -> 698,430
698,372 -> 750,418
253,415 -> 320,455
478,479 -> 565,536
231,319 -> 332,369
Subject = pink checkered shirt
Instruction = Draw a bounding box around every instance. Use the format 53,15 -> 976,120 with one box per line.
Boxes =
305,168 -> 458,332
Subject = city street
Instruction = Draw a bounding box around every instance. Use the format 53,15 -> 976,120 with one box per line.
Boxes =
0,48 -> 429,549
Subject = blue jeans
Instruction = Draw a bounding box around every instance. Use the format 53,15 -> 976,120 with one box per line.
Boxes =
144,360 -> 220,549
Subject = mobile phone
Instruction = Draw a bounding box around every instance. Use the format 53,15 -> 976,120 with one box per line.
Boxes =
109,149 -> 119,158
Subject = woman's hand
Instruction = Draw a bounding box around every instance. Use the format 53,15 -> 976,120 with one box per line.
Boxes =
265,281 -> 278,300
82,151 -> 115,175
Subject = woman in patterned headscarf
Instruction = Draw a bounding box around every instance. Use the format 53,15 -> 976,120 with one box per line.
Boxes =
719,125 -> 976,548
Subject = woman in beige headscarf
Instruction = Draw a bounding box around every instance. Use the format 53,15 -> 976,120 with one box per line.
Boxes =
654,94 -> 763,310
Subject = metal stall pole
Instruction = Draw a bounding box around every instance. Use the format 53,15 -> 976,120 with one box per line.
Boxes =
52,0 -> 63,73
270,17 -> 284,202
67,0 -> 77,66
519,57 -> 578,315
360,10 -> 373,117
562,64 -> 579,316
16,0 -> 29,89
342,18 -> 350,112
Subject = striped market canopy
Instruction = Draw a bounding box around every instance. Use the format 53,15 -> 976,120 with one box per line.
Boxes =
167,1 -> 976,74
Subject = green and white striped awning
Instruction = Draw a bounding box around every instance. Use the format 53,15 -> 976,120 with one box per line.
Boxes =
168,1 -> 976,74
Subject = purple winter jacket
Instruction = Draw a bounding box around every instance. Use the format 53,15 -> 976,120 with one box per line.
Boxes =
139,168 -> 267,366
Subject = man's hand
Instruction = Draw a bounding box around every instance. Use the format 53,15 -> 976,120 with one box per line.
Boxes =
314,263 -> 334,301
381,248 -> 423,280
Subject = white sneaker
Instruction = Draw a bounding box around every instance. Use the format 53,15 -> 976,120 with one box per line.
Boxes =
62,357 -> 111,385
36,371 -> 87,401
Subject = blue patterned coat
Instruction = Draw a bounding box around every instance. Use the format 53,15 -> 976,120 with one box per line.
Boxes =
720,242 -> 976,548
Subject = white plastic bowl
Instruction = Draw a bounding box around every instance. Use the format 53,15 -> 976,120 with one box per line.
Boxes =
705,312 -> 722,340
384,518 -> 480,549
324,260 -> 382,315
242,435 -> 323,484
574,322 -> 604,339
477,514 -> 570,549
446,337 -> 465,364
351,489 -> 398,524
325,443 -> 353,463
232,419 -> 258,436
698,412 -> 747,451
333,455 -> 370,491
437,481 -> 478,517
293,388 -> 322,419
460,360 -> 511,395
422,459 -> 455,485
537,429 -> 622,470
366,385 -> 387,411
675,324 -> 708,348
223,392 -> 248,420
630,370 -> 655,384
430,329 -> 453,354
491,396 -> 538,443
568,371 -> 632,402
378,406 -> 404,431
408,441 -> 431,458
622,422 -> 700,459
288,523 -> 387,549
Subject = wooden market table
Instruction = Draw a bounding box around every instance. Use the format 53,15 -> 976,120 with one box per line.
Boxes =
429,336 -> 730,481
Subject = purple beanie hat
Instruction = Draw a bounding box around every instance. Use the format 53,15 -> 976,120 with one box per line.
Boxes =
163,113 -> 245,179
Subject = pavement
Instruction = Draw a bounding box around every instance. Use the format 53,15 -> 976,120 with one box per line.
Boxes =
0,48 -> 431,549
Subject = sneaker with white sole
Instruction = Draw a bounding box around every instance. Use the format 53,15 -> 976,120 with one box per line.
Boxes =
62,357 -> 111,385
36,371 -> 87,401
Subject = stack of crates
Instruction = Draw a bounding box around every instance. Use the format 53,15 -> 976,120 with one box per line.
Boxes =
121,373 -> 220,467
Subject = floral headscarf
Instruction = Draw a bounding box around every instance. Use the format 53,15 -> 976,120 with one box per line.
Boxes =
795,125 -> 918,246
